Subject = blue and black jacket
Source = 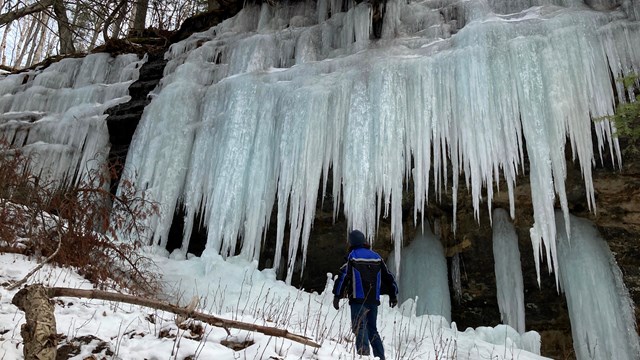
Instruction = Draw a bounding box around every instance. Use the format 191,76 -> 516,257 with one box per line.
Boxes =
332,245 -> 398,305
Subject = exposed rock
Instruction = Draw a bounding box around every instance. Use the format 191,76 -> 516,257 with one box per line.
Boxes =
169,1 -> 244,44
105,52 -> 167,192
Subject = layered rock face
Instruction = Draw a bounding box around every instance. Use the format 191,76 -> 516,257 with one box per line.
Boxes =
106,53 -> 167,174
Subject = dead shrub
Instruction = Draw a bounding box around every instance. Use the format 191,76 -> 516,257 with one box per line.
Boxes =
0,141 -> 160,295
0,146 -> 33,248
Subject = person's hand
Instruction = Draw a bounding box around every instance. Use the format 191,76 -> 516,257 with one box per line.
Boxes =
389,297 -> 398,308
333,297 -> 340,310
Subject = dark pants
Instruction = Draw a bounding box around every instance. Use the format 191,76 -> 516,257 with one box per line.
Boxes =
350,303 -> 385,359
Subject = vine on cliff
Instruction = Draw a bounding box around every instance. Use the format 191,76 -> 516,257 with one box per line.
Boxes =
603,73 -> 640,155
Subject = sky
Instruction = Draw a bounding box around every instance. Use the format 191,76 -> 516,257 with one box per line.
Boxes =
0,251 -> 549,360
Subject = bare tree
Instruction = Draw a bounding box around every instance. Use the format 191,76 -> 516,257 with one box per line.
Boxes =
24,15 -> 41,66
132,0 -> 148,33
30,13 -> 49,65
0,0 -> 239,67
101,0 -> 127,42
0,0 -> 55,26
0,0 -> 76,61
53,0 -> 75,53
13,15 -> 38,67
88,15 -> 105,48
110,0 -> 128,40
0,20 -> 11,65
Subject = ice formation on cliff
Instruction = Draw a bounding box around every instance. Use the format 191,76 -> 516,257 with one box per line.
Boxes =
122,0 -> 639,284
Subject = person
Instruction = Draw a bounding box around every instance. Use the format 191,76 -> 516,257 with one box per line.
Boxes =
332,229 -> 399,359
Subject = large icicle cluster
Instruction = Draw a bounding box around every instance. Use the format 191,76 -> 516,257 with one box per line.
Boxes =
122,0 -> 640,282
0,53 -> 144,183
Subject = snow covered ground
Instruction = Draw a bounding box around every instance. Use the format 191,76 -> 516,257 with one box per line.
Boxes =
0,251 -> 548,360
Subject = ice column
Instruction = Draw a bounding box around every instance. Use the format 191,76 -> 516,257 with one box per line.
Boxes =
389,226 -> 451,322
492,208 -> 525,334
556,212 -> 640,360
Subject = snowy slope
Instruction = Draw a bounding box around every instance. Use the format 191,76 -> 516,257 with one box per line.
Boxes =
0,252 -> 548,360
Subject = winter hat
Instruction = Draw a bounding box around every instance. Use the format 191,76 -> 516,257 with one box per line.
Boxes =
348,230 -> 367,248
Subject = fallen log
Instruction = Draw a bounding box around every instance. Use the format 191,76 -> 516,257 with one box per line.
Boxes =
45,286 -> 321,348
11,284 -> 320,356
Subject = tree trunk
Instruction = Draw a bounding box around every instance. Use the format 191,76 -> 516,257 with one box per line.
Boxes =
103,0 -> 127,43
45,35 -> 57,59
89,18 -> 105,49
132,0 -> 149,33
34,14 -> 50,63
111,1 -> 128,40
11,285 -> 57,360
0,0 -> 55,27
14,16 -> 38,67
53,0 -> 75,54
0,20 -> 11,65
26,13 -> 47,67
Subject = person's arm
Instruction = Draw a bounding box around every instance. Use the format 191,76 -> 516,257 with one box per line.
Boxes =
332,262 -> 349,309
380,260 -> 398,307
332,262 -> 348,297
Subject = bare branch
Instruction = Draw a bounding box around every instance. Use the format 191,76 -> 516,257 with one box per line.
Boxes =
102,0 -> 127,43
0,0 -> 55,27
6,226 -> 63,291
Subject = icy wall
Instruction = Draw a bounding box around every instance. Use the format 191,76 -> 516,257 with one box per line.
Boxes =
121,0 -> 640,283
0,53 -> 144,184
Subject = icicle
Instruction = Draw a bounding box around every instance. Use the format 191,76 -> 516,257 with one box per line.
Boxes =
492,208 -> 525,334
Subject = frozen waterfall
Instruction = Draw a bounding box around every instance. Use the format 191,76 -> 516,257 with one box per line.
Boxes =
0,53 -> 144,184
0,0 -> 633,288
492,208 -> 526,334
120,0 -> 640,283
556,212 -> 640,360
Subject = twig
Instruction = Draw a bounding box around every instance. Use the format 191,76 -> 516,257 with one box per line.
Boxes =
5,228 -> 63,291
